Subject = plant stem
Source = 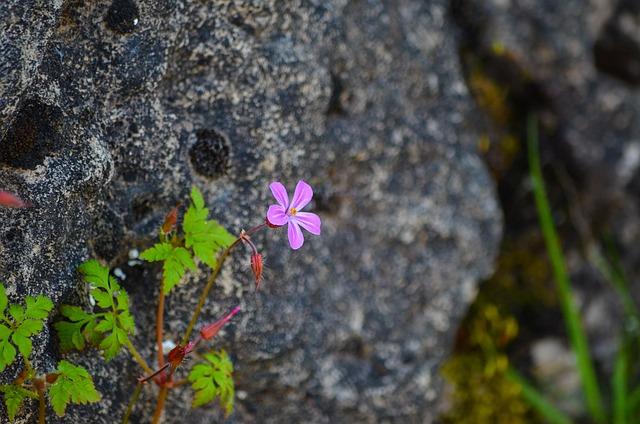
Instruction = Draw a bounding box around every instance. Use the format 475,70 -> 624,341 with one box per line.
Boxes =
125,337 -> 154,375
527,114 -> 606,424
34,379 -> 45,424
151,387 -> 169,424
157,288 -> 166,367
506,368 -> 573,424
122,382 -> 143,424
181,223 -> 266,344
613,339 -> 629,424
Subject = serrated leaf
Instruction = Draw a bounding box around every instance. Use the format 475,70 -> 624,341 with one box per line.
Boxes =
54,321 -> 86,351
98,331 -> 121,361
0,384 -> 37,421
141,242 -> 196,294
16,319 -> 43,337
0,340 -> 16,372
188,350 -> 235,415
91,288 -> 113,309
117,310 -> 135,334
78,260 -> 111,291
162,246 -> 196,294
190,186 -> 205,210
8,305 -> 23,324
57,261 -> 135,359
0,325 -> 15,371
140,242 -> 173,262
54,306 -> 97,352
183,187 -> 235,269
0,284 -> 7,318
10,333 -> 31,359
94,314 -> 115,334
48,360 -> 100,416
24,296 -> 53,320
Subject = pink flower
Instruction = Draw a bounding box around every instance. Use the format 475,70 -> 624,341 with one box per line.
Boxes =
266,180 -> 321,250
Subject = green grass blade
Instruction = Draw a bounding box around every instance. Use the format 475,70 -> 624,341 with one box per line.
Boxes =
613,340 -> 628,424
527,114 -> 606,424
506,367 -> 573,424
628,385 -> 640,416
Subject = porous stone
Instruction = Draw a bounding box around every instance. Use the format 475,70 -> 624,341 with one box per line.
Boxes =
0,1 -> 501,423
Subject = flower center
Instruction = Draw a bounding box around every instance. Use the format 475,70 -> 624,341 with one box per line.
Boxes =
289,207 -> 298,216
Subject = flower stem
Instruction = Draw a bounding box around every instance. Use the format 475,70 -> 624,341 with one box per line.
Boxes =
125,337 -> 154,375
181,223 -> 266,344
157,287 -> 166,367
34,378 -> 45,424
121,382 -> 142,424
151,387 -> 169,424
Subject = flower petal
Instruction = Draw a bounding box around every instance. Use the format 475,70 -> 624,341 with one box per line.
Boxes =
292,212 -> 321,235
287,220 -> 304,250
290,180 -> 313,210
269,182 -> 289,209
267,205 -> 288,226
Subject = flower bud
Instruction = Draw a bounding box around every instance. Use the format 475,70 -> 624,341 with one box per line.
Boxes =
200,307 -> 241,340
251,253 -> 263,289
161,205 -> 179,234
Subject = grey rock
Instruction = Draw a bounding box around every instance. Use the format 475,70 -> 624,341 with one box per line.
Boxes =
0,1 -> 501,423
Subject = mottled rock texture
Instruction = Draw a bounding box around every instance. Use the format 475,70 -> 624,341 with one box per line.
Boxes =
0,1 -> 502,423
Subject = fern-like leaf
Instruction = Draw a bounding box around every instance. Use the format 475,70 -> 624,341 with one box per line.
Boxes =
188,349 -> 235,415
140,243 -> 196,294
0,384 -> 37,422
0,283 -> 53,370
47,360 -> 100,416
183,186 -> 235,269
55,261 -> 135,360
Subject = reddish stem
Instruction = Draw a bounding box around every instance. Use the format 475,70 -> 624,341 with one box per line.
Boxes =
151,387 -> 169,424
156,288 -> 165,367
181,223 -> 266,344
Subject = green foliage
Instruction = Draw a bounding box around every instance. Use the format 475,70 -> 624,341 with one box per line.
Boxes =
47,360 -> 101,416
0,385 -> 37,421
0,283 -> 53,371
188,349 -> 235,415
183,186 -> 235,269
140,186 -> 234,294
527,115 -> 605,423
54,260 -> 135,360
140,243 -> 196,294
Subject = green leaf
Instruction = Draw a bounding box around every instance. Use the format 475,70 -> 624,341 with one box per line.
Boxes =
53,306 -> 96,352
162,247 -> 196,294
0,384 -> 37,422
91,288 -> 113,309
48,360 -> 101,417
78,260 -> 111,291
24,296 -> 53,320
0,324 -> 16,371
0,283 -> 7,318
190,185 -> 205,210
188,349 -> 235,415
8,305 -> 23,324
10,333 -> 31,360
99,330 -> 121,361
55,261 -> 135,359
140,242 -> 173,261
183,186 -> 235,269
16,319 -> 43,337
141,243 -> 196,294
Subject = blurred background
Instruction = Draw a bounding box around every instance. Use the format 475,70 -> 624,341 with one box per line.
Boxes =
443,1 -> 640,423
2,0 -> 640,422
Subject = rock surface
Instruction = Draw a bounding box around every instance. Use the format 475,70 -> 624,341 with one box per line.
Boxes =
0,1 -> 502,423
